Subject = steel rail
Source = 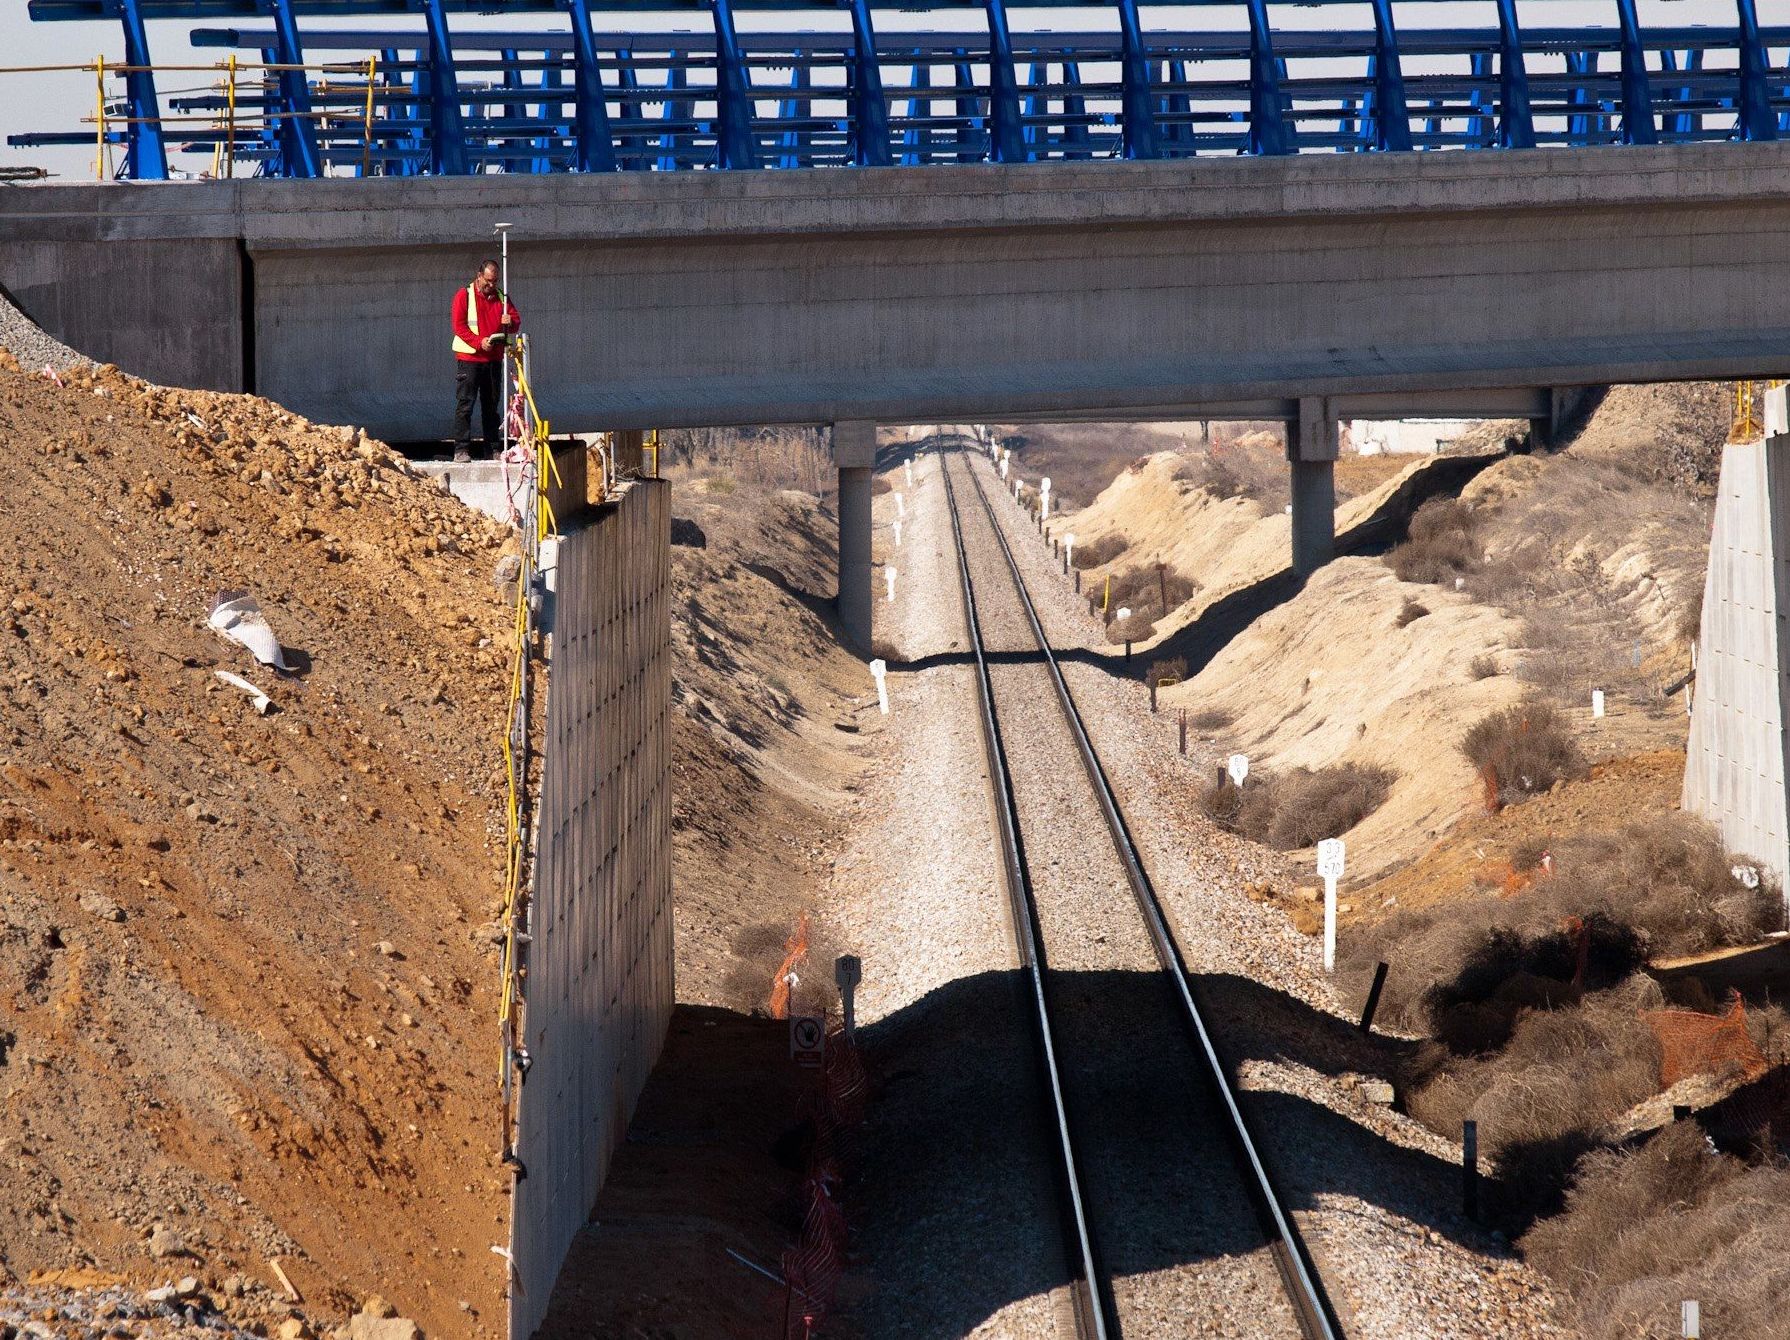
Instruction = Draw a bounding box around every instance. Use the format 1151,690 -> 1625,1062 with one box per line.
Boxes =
942,440 -> 1345,1340
938,442 -> 1111,1340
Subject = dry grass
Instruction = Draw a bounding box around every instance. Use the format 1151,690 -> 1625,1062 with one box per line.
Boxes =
1199,763 -> 1396,850
1146,656 -> 1188,689
1468,653 -> 1501,680
1071,533 -> 1129,570
1389,498 -> 1483,585
1103,562 -> 1199,623
1460,698 -> 1588,808
1185,706 -> 1233,732
1523,1121 -> 1790,1340
1396,598 -> 1430,628
1343,813 -> 1781,1045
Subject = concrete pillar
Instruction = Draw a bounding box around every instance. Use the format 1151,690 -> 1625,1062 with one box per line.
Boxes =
1532,386 -> 1594,449
1289,396 -> 1338,576
834,420 -> 876,654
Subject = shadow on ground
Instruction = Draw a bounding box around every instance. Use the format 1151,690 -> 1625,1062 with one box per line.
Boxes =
543,966 -> 1505,1339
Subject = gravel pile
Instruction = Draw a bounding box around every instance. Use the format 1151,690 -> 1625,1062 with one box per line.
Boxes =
976,445 -> 1578,1338
0,290 -> 93,373
947,450 -> 1302,1338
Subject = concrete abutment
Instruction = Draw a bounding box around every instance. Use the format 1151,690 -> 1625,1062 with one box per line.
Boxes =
1289,396 -> 1339,577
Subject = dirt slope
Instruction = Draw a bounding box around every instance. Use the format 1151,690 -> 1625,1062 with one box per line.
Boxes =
0,354 -> 516,1336
1160,558 -> 1530,881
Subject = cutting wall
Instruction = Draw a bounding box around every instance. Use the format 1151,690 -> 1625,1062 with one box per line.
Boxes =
508,479 -> 674,1340
1683,436 -> 1790,887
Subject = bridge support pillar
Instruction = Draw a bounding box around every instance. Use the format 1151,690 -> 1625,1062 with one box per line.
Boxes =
1289,396 -> 1338,577
1532,386 -> 1595,449
834,421 -> 876,654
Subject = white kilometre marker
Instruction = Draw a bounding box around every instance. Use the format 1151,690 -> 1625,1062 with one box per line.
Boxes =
1591,688 -> 1605,719
1228,753 -> 1249,786
1317,838 -> 1346,972
885,566 -> 899,603
868,658 -> 889,715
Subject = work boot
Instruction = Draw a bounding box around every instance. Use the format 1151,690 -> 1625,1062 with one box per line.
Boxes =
453,446 -> 472,464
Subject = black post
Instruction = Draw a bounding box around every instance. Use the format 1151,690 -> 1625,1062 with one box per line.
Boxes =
1074,570 -> 1081,594
1125,639 -> 1132,663
1150,680 -> 1158,713
1179,710 -> 1187,756
1462,1120 -> 1480,1221
1359,962 -> 1390,1033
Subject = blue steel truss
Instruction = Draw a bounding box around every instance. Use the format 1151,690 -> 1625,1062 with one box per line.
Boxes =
14,0 -> 1790,180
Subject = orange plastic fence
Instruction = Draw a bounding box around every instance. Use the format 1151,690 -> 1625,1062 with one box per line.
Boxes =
1646,992 -> 1770,1090
768,912 -> 812,1021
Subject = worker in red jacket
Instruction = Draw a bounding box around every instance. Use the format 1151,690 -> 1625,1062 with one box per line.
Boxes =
451,259 -> 521,462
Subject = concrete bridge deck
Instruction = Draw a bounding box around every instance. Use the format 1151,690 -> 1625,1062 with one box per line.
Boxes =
3,141 -> 1789,442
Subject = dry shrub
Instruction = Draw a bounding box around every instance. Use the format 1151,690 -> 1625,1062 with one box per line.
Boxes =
1389,498 -> 1482,584
1185,706 -> 1232,732
1544,815 -> 1786,957
1071,532 -> 1130,570
1396,598 -> 1430,628
1677,583 -> 1704,645
1106,562 -> 1198,620
1403,975 -> 1665,1220
1523,1121 -> 1790,1340
868,638 -> 901,664
1199,763 -> 1395,850
1469,653 -> 1500,680
1145,656 -> 1188,689
1460,698 -> 1587,807
1106,612 -> 1157,644
1173,453 -> 1248,500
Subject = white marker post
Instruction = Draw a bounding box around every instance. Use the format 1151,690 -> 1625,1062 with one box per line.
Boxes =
1064,532 -> 1076,567
1317,838 -> 1346,972
904,460 -> 913,487
885,566 -> 899,603
1000,457 -> 1010,481
1682,1301 -> 1701,1340
892,518 -> 903,547
1040,476 -> 1052,520
894,491 -> 906,520
1592,688 -> 1605,719
869,658 -> 889,715
1228,753 -> 1250,787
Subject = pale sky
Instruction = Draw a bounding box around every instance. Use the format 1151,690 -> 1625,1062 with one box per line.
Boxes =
0,1 -> 1752,178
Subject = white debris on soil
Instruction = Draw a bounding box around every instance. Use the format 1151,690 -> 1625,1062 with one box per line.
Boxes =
976,447 -> 1577,1338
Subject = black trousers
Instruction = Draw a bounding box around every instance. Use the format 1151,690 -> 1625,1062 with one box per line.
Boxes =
454,359 -> 503,452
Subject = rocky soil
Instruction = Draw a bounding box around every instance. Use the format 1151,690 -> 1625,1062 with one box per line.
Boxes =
0,348 -> 518,1339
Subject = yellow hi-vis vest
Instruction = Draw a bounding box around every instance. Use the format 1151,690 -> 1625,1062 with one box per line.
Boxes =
452,282 -> 503,356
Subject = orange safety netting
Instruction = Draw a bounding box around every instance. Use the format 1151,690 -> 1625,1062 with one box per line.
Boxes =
1645,992 -> 1770,1090
768,912 -> 811,1021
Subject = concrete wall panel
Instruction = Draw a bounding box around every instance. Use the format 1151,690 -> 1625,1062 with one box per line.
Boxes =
509,481 -> 673,1340
1683,439 -> 1790,884
0,239 -> 243,391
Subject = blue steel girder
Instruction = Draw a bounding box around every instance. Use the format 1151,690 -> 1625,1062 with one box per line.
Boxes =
419,0 -> 467,172
983,0 -> 1026,163
1493,0 -> 1537,148
1367,0 -> 1411,151
116,0 -> 170,178
1061,57 -> 1089,157
1243,0 -> 1291,155
710,0 -> 758,168
267,0 -> 324,177
777,56 -> 807,168
1113,0 -> 1158,159
847,0 -> 891,167
1736,0 -> 1777,141
1613,0 -> 1657,145
559,0 -> 616,170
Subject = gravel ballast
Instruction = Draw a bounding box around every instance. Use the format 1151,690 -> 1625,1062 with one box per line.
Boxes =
0,289 -> 94,373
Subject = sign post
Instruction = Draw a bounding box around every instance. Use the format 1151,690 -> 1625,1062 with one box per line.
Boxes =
868,658 -> 889,715
1317,837 -> 1346,972
1227,754 -> 1249,787
835,956 -> 862,1043
789,1015 -> 825,1068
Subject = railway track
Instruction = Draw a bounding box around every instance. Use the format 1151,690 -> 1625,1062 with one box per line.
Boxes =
938,443 -> 1345,1340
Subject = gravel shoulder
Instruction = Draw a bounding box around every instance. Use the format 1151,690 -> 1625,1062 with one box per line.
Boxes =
972,445 -> 1578,1339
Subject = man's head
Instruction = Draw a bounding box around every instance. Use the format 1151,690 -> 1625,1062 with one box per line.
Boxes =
475,260 -> 500,297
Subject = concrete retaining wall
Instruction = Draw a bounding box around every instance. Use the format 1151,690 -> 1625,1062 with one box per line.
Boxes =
1683,437 -> 1790,886
509,479 -> 674,1340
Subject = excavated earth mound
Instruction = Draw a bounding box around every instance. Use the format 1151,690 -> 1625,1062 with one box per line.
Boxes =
0,353 -> 516,1339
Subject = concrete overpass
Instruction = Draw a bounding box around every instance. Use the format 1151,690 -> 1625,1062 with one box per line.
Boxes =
4,139 -> 1790,631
